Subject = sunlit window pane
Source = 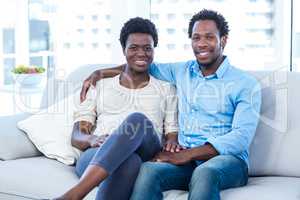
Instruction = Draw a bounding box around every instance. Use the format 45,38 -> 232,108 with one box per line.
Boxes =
3,58 -> 15,85
0,0 -> 17,85
2,29 -> 15,54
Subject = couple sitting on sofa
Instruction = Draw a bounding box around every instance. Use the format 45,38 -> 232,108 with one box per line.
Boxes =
56,9 -> 261,200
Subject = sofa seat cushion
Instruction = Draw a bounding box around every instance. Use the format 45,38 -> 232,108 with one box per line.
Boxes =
0,157 -> 96,200
163,176 -> 300,200
1,157 -> 299,200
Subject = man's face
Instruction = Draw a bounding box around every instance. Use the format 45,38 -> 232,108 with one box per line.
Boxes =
191,20 -> 227,68
123,33 -> 154,73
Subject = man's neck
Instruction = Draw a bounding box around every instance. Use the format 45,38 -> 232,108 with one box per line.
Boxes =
120,70 -> 150,89
200,55 -> 225,77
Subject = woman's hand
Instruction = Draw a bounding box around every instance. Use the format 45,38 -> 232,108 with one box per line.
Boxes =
88,134 -> 109,148
163,133 -> 185,153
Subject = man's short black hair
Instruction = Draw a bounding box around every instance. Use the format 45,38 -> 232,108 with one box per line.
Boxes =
188,9 -> 229,38
119,17 -> 158,49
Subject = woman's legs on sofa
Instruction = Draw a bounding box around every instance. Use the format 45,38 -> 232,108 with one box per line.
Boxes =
57,112 -> 161,200
95,153 -> 142,200
75,149 -> 142,200
75,147 -> 98,177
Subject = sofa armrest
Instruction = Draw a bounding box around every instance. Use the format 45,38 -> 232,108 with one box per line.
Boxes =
0,113 -> 42,160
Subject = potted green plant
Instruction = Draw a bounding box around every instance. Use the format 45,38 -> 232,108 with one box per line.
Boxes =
12,65 -> 46,87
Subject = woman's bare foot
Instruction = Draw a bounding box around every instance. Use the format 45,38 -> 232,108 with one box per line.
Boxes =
53,187 -> 85,200
53,165 -> 108,200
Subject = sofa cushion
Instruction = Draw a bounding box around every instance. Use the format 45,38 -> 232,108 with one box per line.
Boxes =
0,157 -> 96,200
163,176 -> 300,200
0,113 -> 41,161
2,157 -> 299,200
17,94 -> 81,165
248,71 -> 300,177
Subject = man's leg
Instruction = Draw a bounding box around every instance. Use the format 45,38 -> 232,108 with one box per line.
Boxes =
188,155 -> 248,200
130,161 -> 195,200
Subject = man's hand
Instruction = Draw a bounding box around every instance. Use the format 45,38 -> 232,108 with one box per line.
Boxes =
80,70 -> 102,102
80,65 -> 125,102
88,134 -> 109,148
152,149 -> 192,165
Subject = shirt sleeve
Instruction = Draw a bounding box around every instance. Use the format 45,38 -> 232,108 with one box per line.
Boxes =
163,84 -> 179,134
73,86 -> 98,125
206,78 -> 262,156
149,62 -> 183,85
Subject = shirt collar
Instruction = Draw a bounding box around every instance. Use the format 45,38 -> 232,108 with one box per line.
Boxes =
189,56 -> 230,79
215,56 -> 230,78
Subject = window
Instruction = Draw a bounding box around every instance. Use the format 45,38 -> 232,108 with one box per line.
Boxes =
150,0 -> 292,71
183,13 -> 192,20
152,0 -> 163,3
188,0 -> 200,3
92,28 -> 99,34
183,44 -> 190,50
92,42 -> 99,49
167,13 -> 176,20
91,15 -> 98,21
63,43 -> 71,49
105,14 -> 111,20
151,13 -> 159,21
77,28 -> 84,34
77,15 -> 84,20
0,0 -> 151,88
167,44 -> 176,50
0,0 -> 298,88
167,28 -> 176,34
0,0 -> 18,85
78,42 -> 84,48
3,29 -> 15,54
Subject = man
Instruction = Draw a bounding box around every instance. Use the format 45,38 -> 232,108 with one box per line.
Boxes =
55,17 -> 179,200
80,9 -> 261,200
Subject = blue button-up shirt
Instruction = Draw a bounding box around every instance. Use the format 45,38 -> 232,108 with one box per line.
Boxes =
150,57 -> 261,166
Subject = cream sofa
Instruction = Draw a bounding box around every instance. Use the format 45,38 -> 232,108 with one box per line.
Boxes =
1,65 -> 300,200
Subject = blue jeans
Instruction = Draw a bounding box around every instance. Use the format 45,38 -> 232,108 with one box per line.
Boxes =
75,113 -> 162,200
130,155 -> 248,200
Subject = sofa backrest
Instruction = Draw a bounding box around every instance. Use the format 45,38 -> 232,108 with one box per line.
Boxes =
248,71 -> 300,177
1,64 -> 300,178
0,113 -> 42,160
40,64 -> 113,109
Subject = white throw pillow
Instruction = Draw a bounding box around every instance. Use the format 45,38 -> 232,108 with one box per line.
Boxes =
17,93 -> 82,165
